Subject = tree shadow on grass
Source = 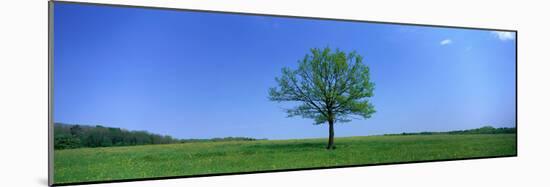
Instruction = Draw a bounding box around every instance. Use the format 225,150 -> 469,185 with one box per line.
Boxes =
244,142 -> 329,151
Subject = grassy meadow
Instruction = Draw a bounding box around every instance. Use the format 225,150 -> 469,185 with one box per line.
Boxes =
54,134 -> 516,184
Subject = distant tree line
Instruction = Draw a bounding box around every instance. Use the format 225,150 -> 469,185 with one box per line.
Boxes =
385,126 -> 516,136
54,123 -> 264,150
179,137 -> 266,143
54,123 -> 179,149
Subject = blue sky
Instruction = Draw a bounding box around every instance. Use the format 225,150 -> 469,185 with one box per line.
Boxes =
53,3 -> 516,139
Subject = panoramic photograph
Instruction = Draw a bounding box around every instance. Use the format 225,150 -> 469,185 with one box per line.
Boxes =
52,2 -> 516,185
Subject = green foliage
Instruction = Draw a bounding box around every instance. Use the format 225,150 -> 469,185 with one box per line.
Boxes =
385,126 -> 517,136
269,47 -> 375,124
54,134 -> 516,184
54,123 -> 264,150
54,135 -> 81,149
54,123 -> 179,149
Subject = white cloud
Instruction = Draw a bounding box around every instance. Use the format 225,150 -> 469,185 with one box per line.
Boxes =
440,39 -> 452,45
491,31 -> 515,41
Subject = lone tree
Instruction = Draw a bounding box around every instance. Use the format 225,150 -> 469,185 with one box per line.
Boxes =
269,47 -> 375,149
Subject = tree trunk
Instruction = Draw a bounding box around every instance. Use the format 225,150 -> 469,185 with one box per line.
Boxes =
326,119 -> 335,150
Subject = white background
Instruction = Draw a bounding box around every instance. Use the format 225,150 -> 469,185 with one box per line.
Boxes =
1,0 -> 549,186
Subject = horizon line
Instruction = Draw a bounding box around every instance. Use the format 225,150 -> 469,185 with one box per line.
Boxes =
54,121 -> 517,140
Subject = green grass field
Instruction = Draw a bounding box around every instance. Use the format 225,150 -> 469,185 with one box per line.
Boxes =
54,134 -> 516,184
